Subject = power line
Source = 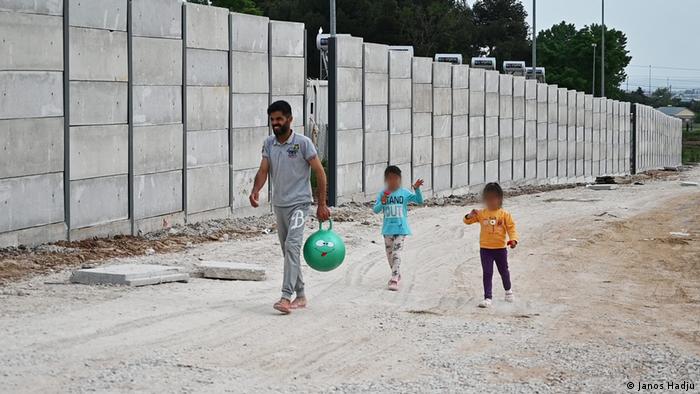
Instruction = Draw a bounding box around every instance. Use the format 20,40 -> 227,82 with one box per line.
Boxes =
628,64 -> 700,72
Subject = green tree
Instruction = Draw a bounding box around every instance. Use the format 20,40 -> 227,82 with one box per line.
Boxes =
537,22 -> 631,99
472,0 -> 530,65
188,0 -> 262,15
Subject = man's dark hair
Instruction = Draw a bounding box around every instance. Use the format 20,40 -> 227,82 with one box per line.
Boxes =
267,100 -> 292,117
482,182 -> 504,200
384,165 -> 402,178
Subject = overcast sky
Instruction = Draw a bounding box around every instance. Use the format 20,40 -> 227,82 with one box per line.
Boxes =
515,0 -> 700,92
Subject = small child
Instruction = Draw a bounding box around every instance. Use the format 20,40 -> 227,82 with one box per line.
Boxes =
373,166 -> 424,291
463,182 -> 519,308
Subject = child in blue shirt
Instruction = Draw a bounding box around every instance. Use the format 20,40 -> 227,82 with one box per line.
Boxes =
373,165 -> 424,291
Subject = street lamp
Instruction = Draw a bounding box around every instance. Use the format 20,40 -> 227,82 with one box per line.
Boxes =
601,0 -> 605,97
591,43 -> 597,96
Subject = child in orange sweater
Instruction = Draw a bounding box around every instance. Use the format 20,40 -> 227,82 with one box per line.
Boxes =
463,182 -> 519,308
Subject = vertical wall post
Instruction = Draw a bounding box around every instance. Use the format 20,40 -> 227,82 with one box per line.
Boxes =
327,37 -> 337,206
62,0 -> 71,239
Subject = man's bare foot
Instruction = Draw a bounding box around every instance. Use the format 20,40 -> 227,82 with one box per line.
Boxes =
290,296 -> 307,309
273,298 -> 292,314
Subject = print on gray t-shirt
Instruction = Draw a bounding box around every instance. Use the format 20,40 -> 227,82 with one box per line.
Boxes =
262,132 -> 318,207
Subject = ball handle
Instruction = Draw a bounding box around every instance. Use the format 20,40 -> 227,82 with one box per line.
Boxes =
319,219 -> 333,231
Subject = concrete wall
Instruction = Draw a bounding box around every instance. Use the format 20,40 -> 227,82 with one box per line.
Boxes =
69,0 -> 130,238
592,97 -> 602,177
536,83 -> 548,182
131,0 -> 184,235
484,70 -> 499,183
583,94 -> 594,181
634,103 -> 682,172
0,4 -> 65,246
451,65 -> 469,191
498,74 -> 513,186
363,43 -> 389,197
230,13 -> 270,213
335,35 -> 364,202
469,68 -> 485,186
575,91 -> 585,181
546,85 -> 558,182
433,62 -> 452,195
388,50 -> 412,188
524,80 -> 537,180
512,76 -> 526,182
412,57 -> 432,194
185,3 -> 229,221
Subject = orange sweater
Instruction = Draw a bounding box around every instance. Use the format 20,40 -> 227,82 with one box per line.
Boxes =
463,208 -> 519,249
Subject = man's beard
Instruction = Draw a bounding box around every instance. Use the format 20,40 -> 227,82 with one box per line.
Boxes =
272,124 -> 290,136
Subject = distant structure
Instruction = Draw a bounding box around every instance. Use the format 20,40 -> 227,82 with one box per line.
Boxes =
434,53 -> 463,64
657,106 -> 696,130
470,57 -> 496,70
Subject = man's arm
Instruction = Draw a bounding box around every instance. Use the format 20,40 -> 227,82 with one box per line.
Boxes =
249,158 -> 270,208
309,156 -> 330,221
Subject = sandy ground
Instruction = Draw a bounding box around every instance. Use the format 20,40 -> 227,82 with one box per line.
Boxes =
1,168 -> 699,393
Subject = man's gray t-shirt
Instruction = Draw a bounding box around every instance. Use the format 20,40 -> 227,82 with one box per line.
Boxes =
262,132 -> 318,207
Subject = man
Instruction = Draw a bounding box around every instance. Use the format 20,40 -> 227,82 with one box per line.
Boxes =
249,100 -> 331,314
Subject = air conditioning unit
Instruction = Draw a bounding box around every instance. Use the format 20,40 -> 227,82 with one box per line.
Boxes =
526,67 -> 546,83
470,57 -> 496,70
503,61 -> 526,76
388,46 -> 414,57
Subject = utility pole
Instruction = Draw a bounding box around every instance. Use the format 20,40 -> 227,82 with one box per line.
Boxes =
327,0 -> 337,206
591,43 -> 597,96
532,0 -> 537,73
648,65 -> 652,95
601,0 -> 605,97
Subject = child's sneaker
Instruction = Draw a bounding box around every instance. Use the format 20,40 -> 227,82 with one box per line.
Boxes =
505,290 -> 514,302
387,275 -> 400,291
478,298 -> 492,308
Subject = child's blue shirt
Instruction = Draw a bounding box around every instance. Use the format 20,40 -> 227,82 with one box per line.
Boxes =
372,187 -> 424,236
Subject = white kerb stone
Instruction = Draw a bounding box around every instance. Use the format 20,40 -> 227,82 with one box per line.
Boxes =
70,264 -> 189,286
198,261 -> 266,281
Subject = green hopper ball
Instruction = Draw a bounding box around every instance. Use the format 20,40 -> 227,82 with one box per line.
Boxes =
303,220 -> 346,272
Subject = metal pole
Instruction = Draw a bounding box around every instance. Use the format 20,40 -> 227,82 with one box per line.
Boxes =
532,0 -> 536,72
601,0 -> 605,97
592,43 -> 597,96
648,65 -> 652,95
327,0 -> 337,206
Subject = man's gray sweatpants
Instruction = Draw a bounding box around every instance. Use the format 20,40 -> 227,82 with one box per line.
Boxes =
274,203 -> 310,299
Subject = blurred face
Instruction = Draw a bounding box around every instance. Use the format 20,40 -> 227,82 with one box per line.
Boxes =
385,173 -> 402,191
270,111 -> 293,137
483,192 -> 502,211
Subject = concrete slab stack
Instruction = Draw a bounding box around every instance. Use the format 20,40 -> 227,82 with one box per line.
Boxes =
131,0 -> 183,234
184,3 -> 229,222
557,88 -> 568,182
230,13 -> 270,210
335,35 -> 364,201
0,3 -> 65,246
583,94 -> 594,181
536,83 -> 548,182
468,68 -> 485,186
363,43 -> 389,197
68,0 -> 129,239
412,57 -> 433,194
498,74 -> 513,185
566,90 -> 576,183
546,85 -> 558,183
388,50 -> 413,188
605,99 -> 614,175
484,70 -> 499,183
575,91 -> 585,181
451,65 -> 469,191
511,76 -> 526,182
432,62 -> 453,194
592,98 -> 602,177
524,80 -> 537,181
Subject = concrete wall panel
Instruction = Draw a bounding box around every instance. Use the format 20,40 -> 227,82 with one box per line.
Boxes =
0,0 -> 63,15
132,85 -> 182,126
187,86 -> 229,131
131,0 -> 182,39
69,81 -> 126,125
69,124 -> 128,180
335,36 -> 362,68
389,132 -> 412,164
0,71 -> 63,119
187,164 -> 229,213
389,50 -> 411,79
0,117 -> 63,178
70,175 -> 128,228
365,73 -> 389,106
69,27 -> 128,82
337,129 -> 363,165
231,126 -> 268,170
389,78 -> 412,109
270,57 -> 305,96
185,3 -> 228,51
132,36 -> 182,85
0,173 -> 64,232
134,171 -> 182,219
270,21 -> 304,57
0,12 -> 63,71
232,52 -> 269,94
68,0 -> 126,31
187,129 -> 228,168
133,124 -> 183,174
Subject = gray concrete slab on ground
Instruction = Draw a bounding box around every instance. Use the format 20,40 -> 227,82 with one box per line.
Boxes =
197,261 -> 266,281
70,264 -> 189,286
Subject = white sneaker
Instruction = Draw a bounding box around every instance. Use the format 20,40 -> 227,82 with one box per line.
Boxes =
505,290 -> 514,303
478,298 -> 492,308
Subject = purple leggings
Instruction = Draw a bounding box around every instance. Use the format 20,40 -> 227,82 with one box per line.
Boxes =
480,248 -> 511,299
